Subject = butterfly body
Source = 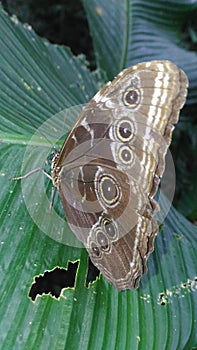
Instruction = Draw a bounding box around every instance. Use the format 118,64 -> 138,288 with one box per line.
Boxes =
52,60 -> 188,290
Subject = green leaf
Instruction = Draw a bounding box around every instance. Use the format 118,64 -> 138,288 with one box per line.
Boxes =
82,0 -> 197,88
0,1 -> 197,350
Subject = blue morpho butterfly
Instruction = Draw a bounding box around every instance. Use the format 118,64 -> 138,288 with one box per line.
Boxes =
12,61 -> 188,290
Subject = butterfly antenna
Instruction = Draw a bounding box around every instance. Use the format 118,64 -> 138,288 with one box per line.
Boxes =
9,168 -> 52,181
10,112 -> 60,181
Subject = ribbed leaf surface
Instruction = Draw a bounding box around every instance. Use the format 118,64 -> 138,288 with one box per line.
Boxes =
0,2 -> 197,349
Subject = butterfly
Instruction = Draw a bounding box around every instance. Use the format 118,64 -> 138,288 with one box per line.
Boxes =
16,60 -> 189,290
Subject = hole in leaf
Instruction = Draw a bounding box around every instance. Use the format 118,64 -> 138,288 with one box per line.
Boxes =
158,292 -> 168,306
85,258 -> 100,287
29,261 -> 79,301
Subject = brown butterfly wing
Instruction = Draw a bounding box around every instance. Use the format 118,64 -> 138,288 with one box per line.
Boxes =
52,60 -> 188,290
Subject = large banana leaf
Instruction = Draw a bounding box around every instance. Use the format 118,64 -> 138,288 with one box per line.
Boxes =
0,1 -> 197,349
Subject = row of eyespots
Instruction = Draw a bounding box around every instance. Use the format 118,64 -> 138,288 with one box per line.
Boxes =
87,85 -> 141,256
110,119 -> 135,168
116,81 -> 141,141
111,85 -> 141,166
90,219 -> 117,258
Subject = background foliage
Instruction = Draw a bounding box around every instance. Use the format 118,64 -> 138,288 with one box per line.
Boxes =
0,1 -> 197,349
